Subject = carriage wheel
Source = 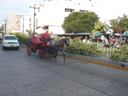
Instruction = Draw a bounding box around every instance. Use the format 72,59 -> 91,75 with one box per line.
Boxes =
38,49 -> 44,58
26,45 -> 32,55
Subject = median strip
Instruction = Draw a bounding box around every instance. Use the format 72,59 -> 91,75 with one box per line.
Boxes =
58,54 -> 128,71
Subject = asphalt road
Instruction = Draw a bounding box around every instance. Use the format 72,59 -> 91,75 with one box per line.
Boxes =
0,46 -> 128,96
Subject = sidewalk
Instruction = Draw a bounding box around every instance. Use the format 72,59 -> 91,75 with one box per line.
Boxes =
62,52 -> 128,71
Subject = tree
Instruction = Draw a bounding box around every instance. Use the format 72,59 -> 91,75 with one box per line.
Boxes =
62,11 -> 99,33
26,29 -> 33,36
109,19 -> 119,33
92,21 -> 108,34
118,14 -> 128,32
0,24 -> 4,32
109,14 -> 128,33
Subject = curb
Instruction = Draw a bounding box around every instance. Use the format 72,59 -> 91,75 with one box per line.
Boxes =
60,52 -> 128,71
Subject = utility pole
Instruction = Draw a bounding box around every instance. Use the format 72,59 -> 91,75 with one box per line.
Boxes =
3,19 -> 7,34
23,16 -> 24,34
30,4 -> 40,35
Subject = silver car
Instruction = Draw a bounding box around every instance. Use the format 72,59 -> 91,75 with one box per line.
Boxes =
2,35 -> 20,50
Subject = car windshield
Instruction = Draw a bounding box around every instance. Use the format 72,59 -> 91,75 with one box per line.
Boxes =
4,36 -> 17,40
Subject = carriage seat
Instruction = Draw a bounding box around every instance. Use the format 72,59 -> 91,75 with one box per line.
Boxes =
30,35 -> 40,45
39,32 -> 51,41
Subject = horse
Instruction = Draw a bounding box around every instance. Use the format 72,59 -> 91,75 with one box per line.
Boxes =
48,37 -> 70,62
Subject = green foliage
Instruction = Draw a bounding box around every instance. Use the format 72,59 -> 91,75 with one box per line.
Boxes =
110,45 -> 128,62
62,11 -> 99,33
64,37 -> 83,54
0,24 -> 4,32
109,19 -> 119,33
26,29 -> 33,36
52,36 -> 62,41
64,37 -> 128,62
118,15 -> 128,32
10,32 -> 30,44
110,14 -> 128,33
64,37 -> 101,56
92,21 -> 108,33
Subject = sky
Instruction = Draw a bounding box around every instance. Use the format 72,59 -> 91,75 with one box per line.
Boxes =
0,0 -> 128,24
0,0 -> 43,23
91,0 -> 128,23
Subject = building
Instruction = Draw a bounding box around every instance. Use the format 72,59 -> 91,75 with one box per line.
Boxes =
31,0 -> 92,35
6,0 -> 93,35
6,14 -> 31,34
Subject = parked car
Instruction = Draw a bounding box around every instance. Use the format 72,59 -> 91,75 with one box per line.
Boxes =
2,35 -> 19,50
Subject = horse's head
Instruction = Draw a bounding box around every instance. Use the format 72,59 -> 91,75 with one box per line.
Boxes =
63,37 -> 70,46
49,37 -> 70,49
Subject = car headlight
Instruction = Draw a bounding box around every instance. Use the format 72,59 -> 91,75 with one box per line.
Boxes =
16,42 -> 19,44
3,42 -> 8,44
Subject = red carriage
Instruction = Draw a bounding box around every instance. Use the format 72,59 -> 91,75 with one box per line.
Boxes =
26,32 -> 56,58
26,32 -> 70,62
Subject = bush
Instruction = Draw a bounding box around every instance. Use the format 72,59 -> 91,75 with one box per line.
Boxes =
53,36 -> 61,41
10,32 -> 30,45
110,45 -> 128,62
64,37 -> 101,57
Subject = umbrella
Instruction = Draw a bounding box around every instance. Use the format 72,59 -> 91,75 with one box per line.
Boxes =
114,33 -> 122,36
122,31 -> 128,36
94,32 -> 103,37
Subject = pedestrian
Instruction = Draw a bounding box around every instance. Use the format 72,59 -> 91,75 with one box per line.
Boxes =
110,36 -> 115,47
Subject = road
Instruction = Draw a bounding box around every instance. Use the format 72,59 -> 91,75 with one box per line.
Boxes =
0,46 -> 128,96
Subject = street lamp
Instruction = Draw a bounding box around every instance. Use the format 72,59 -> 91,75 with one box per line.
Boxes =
30,4 -> 40,35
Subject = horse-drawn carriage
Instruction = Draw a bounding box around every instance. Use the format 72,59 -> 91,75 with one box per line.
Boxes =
26,33 -> 70,62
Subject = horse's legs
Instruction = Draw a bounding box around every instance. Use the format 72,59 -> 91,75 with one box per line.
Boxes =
61,51 -> 65,63
54,50 -> 58,58
48,48 -> 52,58
48,48 -> 58,58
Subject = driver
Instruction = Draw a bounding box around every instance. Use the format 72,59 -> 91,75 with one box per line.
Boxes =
39,26 -> 52,41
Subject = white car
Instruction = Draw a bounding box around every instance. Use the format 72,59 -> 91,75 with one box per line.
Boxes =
2,35 -> 20,50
